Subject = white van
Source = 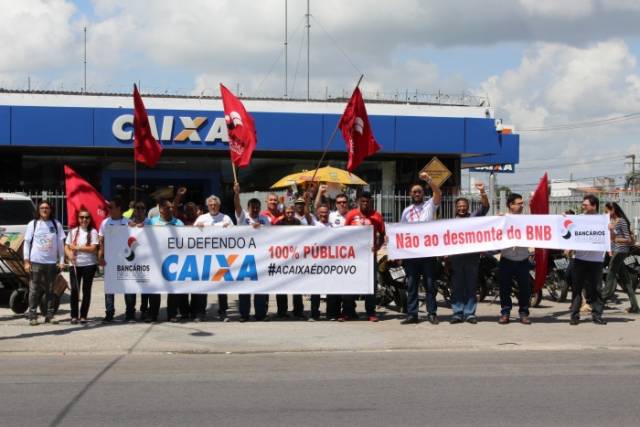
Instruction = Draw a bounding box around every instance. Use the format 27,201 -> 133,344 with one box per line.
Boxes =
0,193 -> 36,237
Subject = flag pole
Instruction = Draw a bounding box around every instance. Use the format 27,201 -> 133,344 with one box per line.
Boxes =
133,149 -> 138,202
309,74 -> 364,185
231,161 -> 238,185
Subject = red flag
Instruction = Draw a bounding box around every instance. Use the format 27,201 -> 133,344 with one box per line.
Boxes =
220,84 -> 257,168
530,172 -> 549,293
338,87 -> 380,172
133,84 -> 163,167
64,165 -> 108,229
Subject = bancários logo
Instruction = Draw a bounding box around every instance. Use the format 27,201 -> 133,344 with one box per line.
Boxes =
561,219 -> 575,240
123,237 -> 140,261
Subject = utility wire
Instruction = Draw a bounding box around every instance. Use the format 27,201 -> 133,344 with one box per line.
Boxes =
310,15 -> 362,76
518,112 -> 640,132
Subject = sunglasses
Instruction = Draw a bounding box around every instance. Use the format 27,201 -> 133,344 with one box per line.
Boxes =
336,200 -> 347,204
78,216 -> 90,219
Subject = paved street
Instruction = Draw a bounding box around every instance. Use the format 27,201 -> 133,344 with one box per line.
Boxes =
1,279 -> 639,426
1,350 -> 639,427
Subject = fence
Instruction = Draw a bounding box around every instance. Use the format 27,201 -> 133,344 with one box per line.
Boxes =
7,188 -> 640,233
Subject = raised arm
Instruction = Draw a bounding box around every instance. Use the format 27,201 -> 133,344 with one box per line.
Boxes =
419,171 -> 442,206
233,182 -> 242,217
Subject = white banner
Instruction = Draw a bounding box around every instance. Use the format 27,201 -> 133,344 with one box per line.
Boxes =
388,214 -> 610,259
104,225 -> 374,294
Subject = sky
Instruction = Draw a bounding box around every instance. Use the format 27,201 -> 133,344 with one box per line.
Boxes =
2,0 -> 640,191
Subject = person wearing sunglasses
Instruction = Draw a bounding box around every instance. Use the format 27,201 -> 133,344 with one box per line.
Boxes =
65,209 -> 99,324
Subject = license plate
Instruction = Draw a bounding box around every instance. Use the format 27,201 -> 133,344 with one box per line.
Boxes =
554,259 -> 569,269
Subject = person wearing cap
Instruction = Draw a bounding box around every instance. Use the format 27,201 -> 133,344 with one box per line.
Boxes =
193,195 -> 234,322
233,182 -> 271,321
343,191 -> 386,322
399,172 -> 442,325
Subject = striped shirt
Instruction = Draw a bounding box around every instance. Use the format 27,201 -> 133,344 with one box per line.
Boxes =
612,217 -> 632,254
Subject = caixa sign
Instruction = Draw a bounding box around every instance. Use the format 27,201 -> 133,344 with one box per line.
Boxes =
112,114 -> 229,144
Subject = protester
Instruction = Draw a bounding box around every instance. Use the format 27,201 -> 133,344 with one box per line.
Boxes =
122,200 -> 135,219
172,200 -> 200,320
233,182 -> 270,321
274,205 -> 305,319
320,190 -> 350,319
98,196 -> 133,323
23,200 -> 65,325
570,195 -> 607,325
194,195 -> 234,322
498,193 -> 532,325
294,197 -> 316,225
344,191 -> 386,322
308,204 -> 333,320
145,197 -> 185,322
601,202 -> 639,313
64,208 -> 99,325
449,182 -> 489,324
129,201 -> 154,323
399,172 -> 442,324
261,192 -> 283,224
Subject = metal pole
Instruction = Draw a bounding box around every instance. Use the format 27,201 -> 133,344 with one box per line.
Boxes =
284,0 -> 288,98
306,0 -> 310,101
83,26 -> 87,93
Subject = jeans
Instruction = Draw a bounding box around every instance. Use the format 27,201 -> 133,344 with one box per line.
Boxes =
404,257 -> 436,318
239,294 -> 269,320
28,262 -> 58,319
104,293 -> 136,318
601,252 -> 639,311
571,259 -> 604,319
499,258 -> 531,316
325,295 -> 342,319
69,264 -> 97,319
190,294 -> 208,320
276,295 -> 304,317
450,254 -> 479,319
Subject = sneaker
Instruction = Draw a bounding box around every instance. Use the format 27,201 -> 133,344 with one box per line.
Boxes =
239,317 -> 248,323
520,316 -> 531,325
498,315 -> 510,325
80,318 -> 88,325
592,317 -> 607,325
102,314 -> 114,324
570,318 -> 580,325
450,317 -> 463,324
401,317 -> 420,325
29,318 -> 38,326
125,317 -> 136,323
427,314 -> 439,325
368,315 -> 379,322
466,317 -> 478,324
338,315 -> 348,322
70,318 -> 79,325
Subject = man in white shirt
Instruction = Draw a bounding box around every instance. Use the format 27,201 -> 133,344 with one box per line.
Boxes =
315,185 -> 349,227
194,194 -> 233,321
399,172 -> 441,324
233,182 -> 270,321
98,197 -> 133,323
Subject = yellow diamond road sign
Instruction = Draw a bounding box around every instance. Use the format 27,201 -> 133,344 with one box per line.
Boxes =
420,157 -> 452,188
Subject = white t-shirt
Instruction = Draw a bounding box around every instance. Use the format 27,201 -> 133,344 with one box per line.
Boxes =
23,219 -> 65,264
329,211 -> 347,228
98,217 -> 131,237
296,213 -> 318,226
400,198 -> 437,223
236,210 -> 271,226
195,212 -> 233,227
65,227 -> 99,266
315,221 -> 332,228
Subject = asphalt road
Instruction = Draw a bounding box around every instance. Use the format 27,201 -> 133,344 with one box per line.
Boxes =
1,350 -> 639,427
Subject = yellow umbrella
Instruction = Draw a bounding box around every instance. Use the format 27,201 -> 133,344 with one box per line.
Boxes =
270,166 -> 367,189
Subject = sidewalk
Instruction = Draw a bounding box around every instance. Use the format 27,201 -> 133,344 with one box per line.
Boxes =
1,278 -> 638,355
